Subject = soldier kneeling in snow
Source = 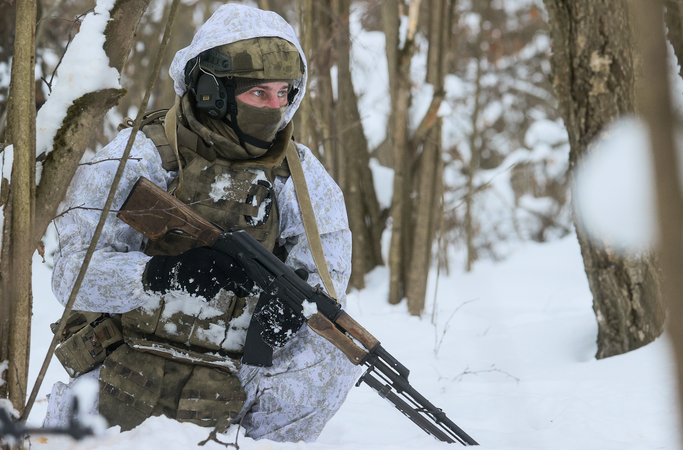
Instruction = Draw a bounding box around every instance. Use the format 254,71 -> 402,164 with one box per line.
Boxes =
43,4 -> 358,442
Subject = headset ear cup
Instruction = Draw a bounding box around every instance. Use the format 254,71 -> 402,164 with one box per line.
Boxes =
184,57 -> 200,96
195,74 -> 228,119
287,87 -> 299,105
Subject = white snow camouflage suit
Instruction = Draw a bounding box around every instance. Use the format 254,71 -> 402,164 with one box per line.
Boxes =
44,4 -> 360,442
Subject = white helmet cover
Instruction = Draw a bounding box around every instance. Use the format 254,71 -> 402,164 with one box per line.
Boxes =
169,4 -> 308,127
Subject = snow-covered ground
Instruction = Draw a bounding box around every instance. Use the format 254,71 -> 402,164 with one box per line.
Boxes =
5,1 -> 681,449
22,233 -> 682,449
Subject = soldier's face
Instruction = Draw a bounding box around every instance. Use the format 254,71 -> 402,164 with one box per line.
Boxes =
237,82 -> 289,109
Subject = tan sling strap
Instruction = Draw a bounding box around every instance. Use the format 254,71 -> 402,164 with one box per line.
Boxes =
285,144 -> 339,300
164,95 -> 184,196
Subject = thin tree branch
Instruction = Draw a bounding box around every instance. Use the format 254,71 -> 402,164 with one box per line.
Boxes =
79,157 -> 141,166
40,9 -> 94,94
453,364 -> 520,384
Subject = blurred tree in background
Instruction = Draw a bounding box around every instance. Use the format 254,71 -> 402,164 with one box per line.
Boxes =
543,0 -> 666,359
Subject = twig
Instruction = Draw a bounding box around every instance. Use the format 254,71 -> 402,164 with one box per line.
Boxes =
431,190 -> 447,325
197,427 -> 238,448
53,199 -> 213,232
452,364 -> 520,385
445,161 -> 521,214
433,299 -> 477,356
40,9 -> 95,94
79,157 -> 142,166
198,388 -> 269,448
20,0 -> 182,421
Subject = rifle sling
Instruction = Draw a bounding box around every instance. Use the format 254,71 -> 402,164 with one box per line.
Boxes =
285,144 -> 338,300
164,96 -> 184,196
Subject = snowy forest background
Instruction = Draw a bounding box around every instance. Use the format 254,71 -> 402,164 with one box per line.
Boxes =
2,0 -> 683,448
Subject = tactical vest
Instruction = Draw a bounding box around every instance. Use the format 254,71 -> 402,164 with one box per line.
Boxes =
114,109 -> 294,359
139,108 -> 293,255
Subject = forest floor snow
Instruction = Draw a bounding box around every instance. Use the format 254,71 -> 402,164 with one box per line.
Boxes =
21,233 -> 682,449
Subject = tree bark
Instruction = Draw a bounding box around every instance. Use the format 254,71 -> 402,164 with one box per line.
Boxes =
388,0 -> 421,305
336,0 -> 382,290
405,0 -> 449,315
1,0 -> 36,412
543,0 -> 665,358
631,1 -> 683,445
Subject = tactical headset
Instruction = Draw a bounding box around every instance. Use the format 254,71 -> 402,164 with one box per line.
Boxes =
183,48 -> 299,149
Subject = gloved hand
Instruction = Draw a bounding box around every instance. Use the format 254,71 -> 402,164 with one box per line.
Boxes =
144,247 -> 254,299
253,294 -> 305,349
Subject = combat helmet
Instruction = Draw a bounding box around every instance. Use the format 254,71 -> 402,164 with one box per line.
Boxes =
183,37 -> 304,150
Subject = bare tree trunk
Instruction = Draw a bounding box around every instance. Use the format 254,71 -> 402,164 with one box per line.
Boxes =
631,1 -> 683,445
543,0 -> 666,358
336,0 -> 382,290
1,0 -> 37,412
296,0 -> 314,150
465,29 -> 483,272
313,0 -> 338,179
405,0 -> 449,315
664,0 -> 683,79
0,191 -> 12,403
388,0 -> 421,305
378,0 -> 399,167
0,0 -> 16,143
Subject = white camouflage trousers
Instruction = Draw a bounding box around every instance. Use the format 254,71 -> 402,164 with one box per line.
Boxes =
44,324 -> 360,442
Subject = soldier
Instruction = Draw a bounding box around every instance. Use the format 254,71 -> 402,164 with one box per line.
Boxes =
43,3 -> 359,443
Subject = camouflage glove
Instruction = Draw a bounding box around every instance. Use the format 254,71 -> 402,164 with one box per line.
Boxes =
145,247 -> 253,299
253,294 -> 305,349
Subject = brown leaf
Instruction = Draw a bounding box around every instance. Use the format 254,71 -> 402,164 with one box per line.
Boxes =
37,242 -> 46,263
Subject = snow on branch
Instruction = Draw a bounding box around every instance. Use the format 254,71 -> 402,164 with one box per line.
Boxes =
35,0 -> 120,182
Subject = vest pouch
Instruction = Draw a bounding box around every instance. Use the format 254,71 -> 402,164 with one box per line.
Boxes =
54,314 -> 123,378
50,310 -> 104,341
121,296 -> 163,335
122,292 -> 238,353
176,365 -> 246,431
98,344 -> 164,431
125,334 -> 241,373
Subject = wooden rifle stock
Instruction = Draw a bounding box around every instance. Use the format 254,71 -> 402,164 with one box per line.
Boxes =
117,177 -> 221,247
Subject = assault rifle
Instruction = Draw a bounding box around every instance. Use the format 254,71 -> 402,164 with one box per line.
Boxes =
0,398 -> 94,442
118,177 -> 479,446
